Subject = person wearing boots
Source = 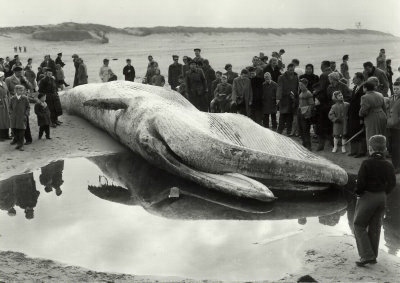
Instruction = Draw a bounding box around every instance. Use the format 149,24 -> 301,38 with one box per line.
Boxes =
329,91 -> 349,153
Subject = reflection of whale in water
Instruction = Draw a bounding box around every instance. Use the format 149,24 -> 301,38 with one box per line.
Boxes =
61,81 -> 348,202
87,153 -> 347,220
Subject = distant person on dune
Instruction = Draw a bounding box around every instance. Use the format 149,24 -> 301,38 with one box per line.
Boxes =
168,55 -> 182,91
18,46 -> 22,53
376,48 -> 387,72
123,59 -> 135,82
99,58 -> 114,82
23,46 -> 26,53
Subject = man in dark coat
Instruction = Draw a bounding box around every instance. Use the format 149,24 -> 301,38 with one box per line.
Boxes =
72,54 -> 80,87
123,59 -> 135,82
263,58 -> 281,83
327,72 -> 352,102
202,59 -> 216,108
363,61 -> 389,97
262,72 -> 278,129
276,63 -> 298,135
39,70 -> 63,127
386,59 -> 394,96
314,60 -> 333,151
168,55 -> 182,91
224,64 -> 238,85
77,58 -> 88,85
231,69 -> 253,116
249,67 -> 264,125
185,60 -> 208,112
40,55 -> 56,75
182,56 -> 190,79
299,64 -> 319,92
211,71 -> 222,95
9,85 -> 30,151
55,53 -> 65,68
193,48 -> 205,67
348,72 -> 367,157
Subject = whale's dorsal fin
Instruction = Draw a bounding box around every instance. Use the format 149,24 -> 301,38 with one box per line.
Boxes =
83,98 -> 129,111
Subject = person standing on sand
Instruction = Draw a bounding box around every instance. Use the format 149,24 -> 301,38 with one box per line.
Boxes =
359,81 -> 387,149
376,48 -> 387,72
39,69 -> 63,127
340,55 -> 350,85
249,66 -> 264,125
182,56 -> 190,78
202,59 -> 216,108
363,61 -> 389,97
40,55 -> 56,75
223,64 -> 238,85
211,71 -> 222,95
262,72 -> 278,130
72,54 -> 79,87
77,58 -> 88,86
168,55 -> 182,91
185,60 -> 208,112
123,59 -> 135,82
231,69 -> 253,116
150,69 -> 165,87
263,58 -> 281,83
5,66 -> 32,95
353,134 -> 395,267
386,59 -> 394,96
0,72 -> 11,141
34,93 -> 51,140
55,53 -> 65,68
193,48 -> 205,67
327,72 -> 352,102
9,85 -> 30,151
386,81 -> 400,173
348,72 -> 367,158
99,59 -> 113,83
299,64 -> 319,92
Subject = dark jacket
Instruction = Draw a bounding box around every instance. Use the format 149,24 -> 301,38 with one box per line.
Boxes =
123,65 -> 135,82
299,73 -> 319,92
327,81 -> 352,102
387,96 -> 400,129
263,64 -> 281,83
185,68 -> 207,95
0,82 -> 10,130
347,85 -> 365,139
363,67 -> 389,96
276,72 -> 299,114
211,78 -> 221,95
262,81 -> 278,114
15,173 -> 40,210
9,95 -> 30,129
203,65 -> 216,96
314,69 -> 333,136
77,63 -> 88,85
40,59 -> 57,75
34,102 -> 51,126
168,63 -> 183,89
232,76 -> 253,115
356,152 -> 396,195
55,56 -> 65,68
224,70 -> 238,85
39,77 -> 63,117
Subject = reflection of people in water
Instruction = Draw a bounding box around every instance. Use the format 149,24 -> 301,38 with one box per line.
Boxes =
318,208 -> 346,226
39,160 -> 64,196
383,186 -> 400,255
0,176 -> 17,216
14,172 -> 40,220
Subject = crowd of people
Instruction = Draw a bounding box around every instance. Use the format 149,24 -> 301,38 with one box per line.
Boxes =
1,48 -> 400,173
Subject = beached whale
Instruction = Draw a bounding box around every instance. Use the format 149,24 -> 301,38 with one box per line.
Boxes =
60,81 -> 348,201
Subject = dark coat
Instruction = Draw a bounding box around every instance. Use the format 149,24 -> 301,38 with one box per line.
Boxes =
185,68 -> 207,95
347,85 -> 365,140
359,91 -> 387,142
73,59 -> 80,87
386,96 -> 400,129
34,102 -> 51,126
15,173 -> 39,210
231,76 -> 253,115
262,81 -> 278,114
182,65 -> 190,78
9,95 -> 30,129
263,64 -> 281,83
327,81 -> 352,102
211,78 -> 221,95
55,56 -> 65,68
0,83 -> 10,129
123,65 -> 135,82
224,70 -> 238,85
168,63 -> 183,89
0,176 -> 15,212
314,69 -> 333,136
299,73 -> 319,92
77,63 -> 88,85
39,77 -> 63,117
40,59 -> 57,75
363,67 -> 389,96
203,65 -> 216,97
276,72 -> 299,114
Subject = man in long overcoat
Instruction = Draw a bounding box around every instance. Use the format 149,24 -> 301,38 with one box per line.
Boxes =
168,55 -> 182,91
276,63 -> 299,135
262,72 -> 278,129
39,70 -> 63,126
9,85 -> 30,150
0,72 -> 11,140
185,60 -> 208,112
231,69 -> 253,116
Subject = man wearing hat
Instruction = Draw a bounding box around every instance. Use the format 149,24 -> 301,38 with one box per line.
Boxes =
55,53 -> 65,68
185,60 -> 208,111
223,64 -> 238,85
123,59 -> 135,82
77,58 -> 88,86
5,66 -> 32,95
193,48 -> 205,67
168,55 -> 182,91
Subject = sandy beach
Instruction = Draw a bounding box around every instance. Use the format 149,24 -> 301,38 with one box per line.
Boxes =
1,99 -> 400,282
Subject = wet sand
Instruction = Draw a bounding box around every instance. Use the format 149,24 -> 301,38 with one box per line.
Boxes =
1,106 -> 400,282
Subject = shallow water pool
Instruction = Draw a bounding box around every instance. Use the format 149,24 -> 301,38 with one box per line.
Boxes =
0,152 -> 399,281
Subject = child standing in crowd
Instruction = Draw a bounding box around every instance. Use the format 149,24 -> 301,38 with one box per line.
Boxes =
297,78 -> 315,150
353,135 -> 396,267
9,85 -> 30,151
329,90 -> 349,153
34,93 -> 51,140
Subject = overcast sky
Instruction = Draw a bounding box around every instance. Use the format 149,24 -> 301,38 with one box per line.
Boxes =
1,0 -> 399,36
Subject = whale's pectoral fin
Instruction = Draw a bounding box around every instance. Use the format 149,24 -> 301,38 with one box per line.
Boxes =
83,99 -> 129,111
138,130 -> 275,202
